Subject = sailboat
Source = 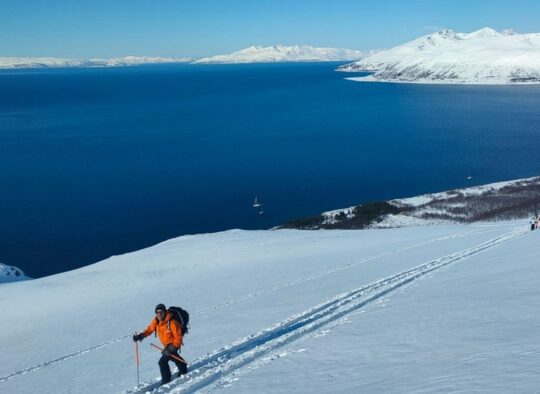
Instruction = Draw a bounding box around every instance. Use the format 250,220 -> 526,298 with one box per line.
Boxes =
253,197 -> 261,208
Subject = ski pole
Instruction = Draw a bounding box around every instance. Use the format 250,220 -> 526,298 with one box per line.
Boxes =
150,343 -> 188,365
134,334 -> 140,386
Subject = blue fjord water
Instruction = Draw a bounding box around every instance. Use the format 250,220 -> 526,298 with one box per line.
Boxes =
1,62 -> 540,278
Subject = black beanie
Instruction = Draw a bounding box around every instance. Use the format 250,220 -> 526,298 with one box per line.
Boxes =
155,303 -> 166,313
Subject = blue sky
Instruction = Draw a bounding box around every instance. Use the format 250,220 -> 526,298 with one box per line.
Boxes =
1,0 -> 539,58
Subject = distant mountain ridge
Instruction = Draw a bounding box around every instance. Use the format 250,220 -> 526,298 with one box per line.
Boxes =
0,56 -> 193,69
195,45 -> 373,64
0,45 -> 373,69
338,27 -> 540,84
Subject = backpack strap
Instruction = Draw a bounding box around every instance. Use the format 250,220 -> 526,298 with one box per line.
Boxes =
178,314 -> 185,328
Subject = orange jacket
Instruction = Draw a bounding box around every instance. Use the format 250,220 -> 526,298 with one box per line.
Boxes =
143,311 -> 183,348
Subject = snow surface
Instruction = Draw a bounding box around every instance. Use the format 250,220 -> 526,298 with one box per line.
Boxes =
0,263 -> 29,283
338,27 -> 540,84
0,221 -> 538,393
194,45 -> 371,64
0,56 -> 193,69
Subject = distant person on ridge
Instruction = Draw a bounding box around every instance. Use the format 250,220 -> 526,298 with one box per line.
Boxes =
133,304 -> 188,385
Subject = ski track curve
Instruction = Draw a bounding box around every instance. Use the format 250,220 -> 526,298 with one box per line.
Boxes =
0,226 -> 510,385
128,226 -> 527,394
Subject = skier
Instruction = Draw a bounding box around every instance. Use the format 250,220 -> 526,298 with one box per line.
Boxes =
530,216 -> 536,231
133,304 -> 188,385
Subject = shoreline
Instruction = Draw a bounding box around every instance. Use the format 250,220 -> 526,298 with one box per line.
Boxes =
279,175 -> 540,230
344,75 -> 540,85
4,175 -> 539,283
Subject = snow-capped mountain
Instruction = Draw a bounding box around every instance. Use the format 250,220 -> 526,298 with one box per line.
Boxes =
0,263 -> 29,284
338,27 -> 540,84
0,56 -> 193,69
92,56 -> 193,66
195,45 -> 370,64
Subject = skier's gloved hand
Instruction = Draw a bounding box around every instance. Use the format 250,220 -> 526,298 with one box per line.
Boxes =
162,344 -> 176,356
133,333 -> 144,342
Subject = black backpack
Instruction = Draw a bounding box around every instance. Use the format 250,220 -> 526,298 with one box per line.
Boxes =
168,306 -> 190,336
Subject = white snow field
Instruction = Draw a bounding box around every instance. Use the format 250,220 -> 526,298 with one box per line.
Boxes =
338,27 -> 540,84
0,221 -> 539,393
194,45 -> 370,64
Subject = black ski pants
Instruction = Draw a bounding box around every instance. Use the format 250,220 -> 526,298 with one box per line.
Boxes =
159,350 -> 188,384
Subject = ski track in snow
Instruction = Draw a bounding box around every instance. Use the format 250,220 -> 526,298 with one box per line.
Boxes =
194,228 -> 499,314
0,227 -> 505,385
128,226 -> 527,394
0,335 -> 131,383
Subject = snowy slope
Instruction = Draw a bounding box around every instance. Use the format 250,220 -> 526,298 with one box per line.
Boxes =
338,27 -> 540,84
0,221 -> 538,393
0,263 -> 29,283
194,45 -> 370,64
215,226 -> 540,393
0,56 -> 193,69
317,175 -> 540,229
